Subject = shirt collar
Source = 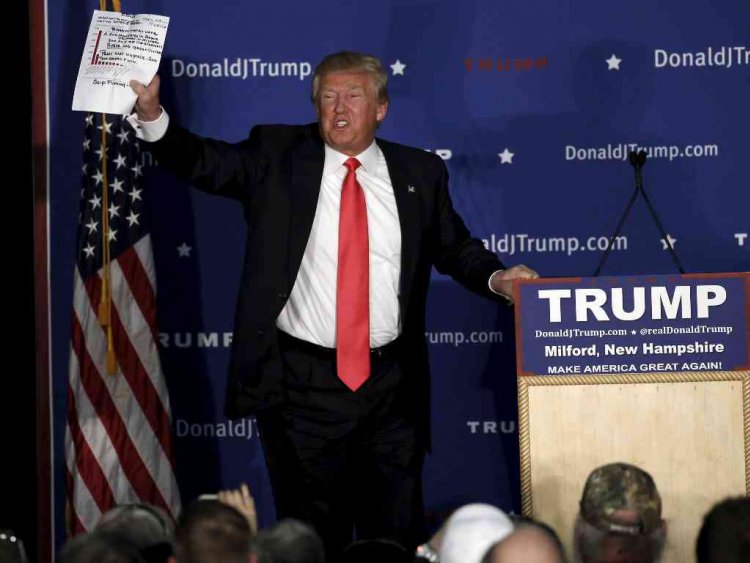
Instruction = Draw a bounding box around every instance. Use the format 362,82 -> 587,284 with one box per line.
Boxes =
323,140 -> 379,177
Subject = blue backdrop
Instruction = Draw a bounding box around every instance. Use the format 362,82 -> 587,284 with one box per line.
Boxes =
46,0 -> 749,548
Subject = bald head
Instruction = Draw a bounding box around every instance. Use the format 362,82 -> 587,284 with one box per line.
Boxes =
487,525 -> 565,563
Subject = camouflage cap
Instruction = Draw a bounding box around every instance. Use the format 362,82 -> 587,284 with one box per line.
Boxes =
579,462 -> 662,535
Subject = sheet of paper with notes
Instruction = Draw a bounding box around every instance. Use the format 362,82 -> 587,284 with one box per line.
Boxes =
72,10 -> 169,114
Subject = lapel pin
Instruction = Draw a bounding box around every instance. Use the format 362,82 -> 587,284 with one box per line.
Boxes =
408,185 -> 416,193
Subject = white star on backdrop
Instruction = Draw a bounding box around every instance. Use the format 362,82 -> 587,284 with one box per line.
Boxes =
606,54 -> 622,70
83,243 -> 96,258
498,148 -> 515,164
85,219 -> 98,234
92,169 -> 104,185
177,242 -> 192,257
390,60 -> 406,75
89,194 -> 102,210
108,203 -> 120,219
660,234 -> 677,250
107,229 -> 118,243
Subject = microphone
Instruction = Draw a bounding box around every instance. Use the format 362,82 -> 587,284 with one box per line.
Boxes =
594,149 -> 685,275
628,149 -> 647,169
628,150 -> 646,190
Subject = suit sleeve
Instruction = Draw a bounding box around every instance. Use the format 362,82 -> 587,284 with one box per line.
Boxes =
144,122 -> 264,201
430,160 -> 506,301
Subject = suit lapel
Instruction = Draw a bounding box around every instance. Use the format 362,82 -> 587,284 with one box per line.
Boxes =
378,140 -> 421,316
287,129 -> 325,287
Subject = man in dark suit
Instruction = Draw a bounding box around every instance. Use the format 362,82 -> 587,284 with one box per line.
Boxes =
130,51 -> 538,560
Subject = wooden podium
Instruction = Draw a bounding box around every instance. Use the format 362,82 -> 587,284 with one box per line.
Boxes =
514,274 -> 749,563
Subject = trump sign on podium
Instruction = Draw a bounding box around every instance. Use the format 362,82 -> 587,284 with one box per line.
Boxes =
513,272 -> 749,563
514,273 -> 749,377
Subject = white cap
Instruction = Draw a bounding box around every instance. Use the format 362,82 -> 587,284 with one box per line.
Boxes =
439,503 -> 515,563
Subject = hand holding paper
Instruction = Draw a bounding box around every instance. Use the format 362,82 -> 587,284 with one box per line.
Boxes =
129,75 -> 162,121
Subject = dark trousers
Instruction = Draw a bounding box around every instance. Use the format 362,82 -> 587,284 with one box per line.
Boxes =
256,332 -> 425,561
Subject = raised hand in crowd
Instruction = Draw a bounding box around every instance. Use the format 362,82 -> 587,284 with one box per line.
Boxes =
218,482 -> 258,534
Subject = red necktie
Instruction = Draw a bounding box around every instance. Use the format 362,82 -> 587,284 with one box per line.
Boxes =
336,157 -> 370,391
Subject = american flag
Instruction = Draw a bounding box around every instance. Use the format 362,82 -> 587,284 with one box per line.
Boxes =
65,112 -> 181,535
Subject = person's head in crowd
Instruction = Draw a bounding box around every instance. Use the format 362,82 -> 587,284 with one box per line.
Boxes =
695,496 -> 750,563
252,519 -> 325,563
482,516 -> 566,562
171,499 -> 253,563
59,530 -> 146,563
574,463 -> 666,563
341,538 -> 411,563
95,503 -> 174,563
439,503 -> 514,563
0,530 -> 29,563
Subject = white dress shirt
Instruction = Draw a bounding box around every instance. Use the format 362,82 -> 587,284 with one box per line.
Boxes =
277,142 -> 402,348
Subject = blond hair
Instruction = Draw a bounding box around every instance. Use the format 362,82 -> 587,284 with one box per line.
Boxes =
311,51 -> 389,104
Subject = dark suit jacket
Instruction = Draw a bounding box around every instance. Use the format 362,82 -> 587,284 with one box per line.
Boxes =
148,122 -> 505,446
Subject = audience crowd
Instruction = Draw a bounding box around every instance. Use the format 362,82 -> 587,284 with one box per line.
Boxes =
5,462 -> 747,563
